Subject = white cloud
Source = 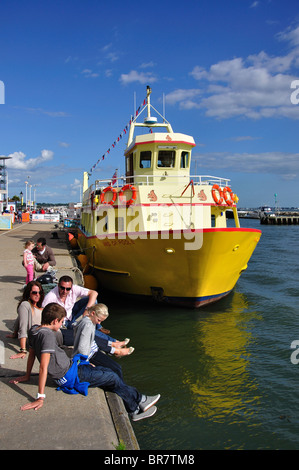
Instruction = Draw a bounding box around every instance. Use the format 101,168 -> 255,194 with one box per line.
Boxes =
165,89 -> 202,109
71,178 -> 81,189
230,136 -> 261,142
4,149 -> 54,170
277,24 -> 299,48
58,141 -> 70,148
140,61 -> 156,68
168,23 -> 299,120
81,69 -> 99,78
193,151 -> 299,179
119,70 -> 157,85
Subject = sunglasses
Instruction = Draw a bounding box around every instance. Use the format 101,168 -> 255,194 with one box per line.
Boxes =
31,291 -> 40,295
59,286 -> 72,291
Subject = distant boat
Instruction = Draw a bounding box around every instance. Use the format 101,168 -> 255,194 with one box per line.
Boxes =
258,206 -> 276,218
238,210 -> 259,219
77,87 -> 261,308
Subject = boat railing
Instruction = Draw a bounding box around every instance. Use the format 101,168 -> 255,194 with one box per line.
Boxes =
89,174 -> 230,193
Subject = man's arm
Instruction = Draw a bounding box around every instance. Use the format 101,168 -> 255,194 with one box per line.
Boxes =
46,246 -> 56,267
85,289 -> 98,310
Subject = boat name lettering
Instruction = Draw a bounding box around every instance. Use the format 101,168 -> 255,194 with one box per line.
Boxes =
103,239 -> 136,246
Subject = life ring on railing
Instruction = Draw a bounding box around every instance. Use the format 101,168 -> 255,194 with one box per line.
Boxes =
223,186 -> 234,206
211,184 -> 223,205
100,186 -> 117,205
119,184 -> 137,206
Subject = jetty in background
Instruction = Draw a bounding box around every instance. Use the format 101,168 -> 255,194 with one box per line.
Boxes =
259,210 -> 299,225
229,206 -> 299,225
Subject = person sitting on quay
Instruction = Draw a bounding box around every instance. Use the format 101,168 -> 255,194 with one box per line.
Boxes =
42,275 -> 133,357
9,302 -> 160,421
7,281 -> 44,359
32,237 -> 56,273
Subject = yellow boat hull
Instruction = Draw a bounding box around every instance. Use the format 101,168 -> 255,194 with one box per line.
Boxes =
77,227 -> 261,308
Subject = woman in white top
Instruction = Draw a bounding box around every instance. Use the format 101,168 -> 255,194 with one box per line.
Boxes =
7,281 -> 44,359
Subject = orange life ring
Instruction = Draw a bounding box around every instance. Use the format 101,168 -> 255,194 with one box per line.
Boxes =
211,184 -> 223,205
100,186 -> 117,205
223,186 -> 234,206
119,184 -> 137,206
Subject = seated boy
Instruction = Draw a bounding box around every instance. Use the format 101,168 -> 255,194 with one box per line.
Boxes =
10,303 -> 160,420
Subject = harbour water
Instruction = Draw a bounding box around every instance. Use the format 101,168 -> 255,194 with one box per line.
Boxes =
101,218 -> 299,450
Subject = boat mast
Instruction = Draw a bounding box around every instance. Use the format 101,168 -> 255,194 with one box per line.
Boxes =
127,86 -> 173,148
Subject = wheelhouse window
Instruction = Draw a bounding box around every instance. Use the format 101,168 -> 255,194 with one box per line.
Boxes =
140,151 -> 152,168
157,150 -> 175,168
180,151 -> 189,168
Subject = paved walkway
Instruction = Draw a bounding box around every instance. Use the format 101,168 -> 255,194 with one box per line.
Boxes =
0,222 -> 139,450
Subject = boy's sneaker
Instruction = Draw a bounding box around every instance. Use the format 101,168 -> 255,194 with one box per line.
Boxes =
139,394 -> 161,412
131,406 -> 157,421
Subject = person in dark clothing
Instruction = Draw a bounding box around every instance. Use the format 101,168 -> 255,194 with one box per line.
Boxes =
32,237 -> 56,272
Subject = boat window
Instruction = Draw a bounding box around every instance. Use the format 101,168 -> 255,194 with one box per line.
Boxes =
126,153 -> 134,184
180,151 -> 189,168
157,150 -> 175,168
140,151 -> 152,168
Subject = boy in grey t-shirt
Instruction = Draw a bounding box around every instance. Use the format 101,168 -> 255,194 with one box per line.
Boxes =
29,324 -> 71,380
10,303 -> 68,411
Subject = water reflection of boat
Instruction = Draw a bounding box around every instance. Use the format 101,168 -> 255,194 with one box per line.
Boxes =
78,87 -> 261,308
182,290 -> 261,422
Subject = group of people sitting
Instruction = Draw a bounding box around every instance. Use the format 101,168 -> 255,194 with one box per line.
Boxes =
8,275 -> 160,422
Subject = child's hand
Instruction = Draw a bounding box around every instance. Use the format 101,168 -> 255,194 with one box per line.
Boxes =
9,375 -> 30,384
21,399 -> 44,411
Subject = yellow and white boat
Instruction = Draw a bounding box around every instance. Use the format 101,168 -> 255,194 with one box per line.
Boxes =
78,87 -> 261,308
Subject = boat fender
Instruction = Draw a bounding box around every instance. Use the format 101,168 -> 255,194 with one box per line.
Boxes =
100,186 -> 117,205
119,184 -> 137,206
223,186 -> 235,206
211,184 -> 223,205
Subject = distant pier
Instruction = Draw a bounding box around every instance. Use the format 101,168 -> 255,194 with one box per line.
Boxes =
260,212 -> 299,225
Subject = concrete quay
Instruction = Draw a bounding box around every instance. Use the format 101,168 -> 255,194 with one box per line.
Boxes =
0,221 -> 139,450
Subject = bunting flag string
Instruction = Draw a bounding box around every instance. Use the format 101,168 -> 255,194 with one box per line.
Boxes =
89,96 -> 147,175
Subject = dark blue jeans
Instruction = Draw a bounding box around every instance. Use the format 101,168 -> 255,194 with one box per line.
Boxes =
77,363 -> 142,413
66,297 -> 89,327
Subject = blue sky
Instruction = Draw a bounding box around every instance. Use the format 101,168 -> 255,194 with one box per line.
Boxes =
0,0 -> 299,208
